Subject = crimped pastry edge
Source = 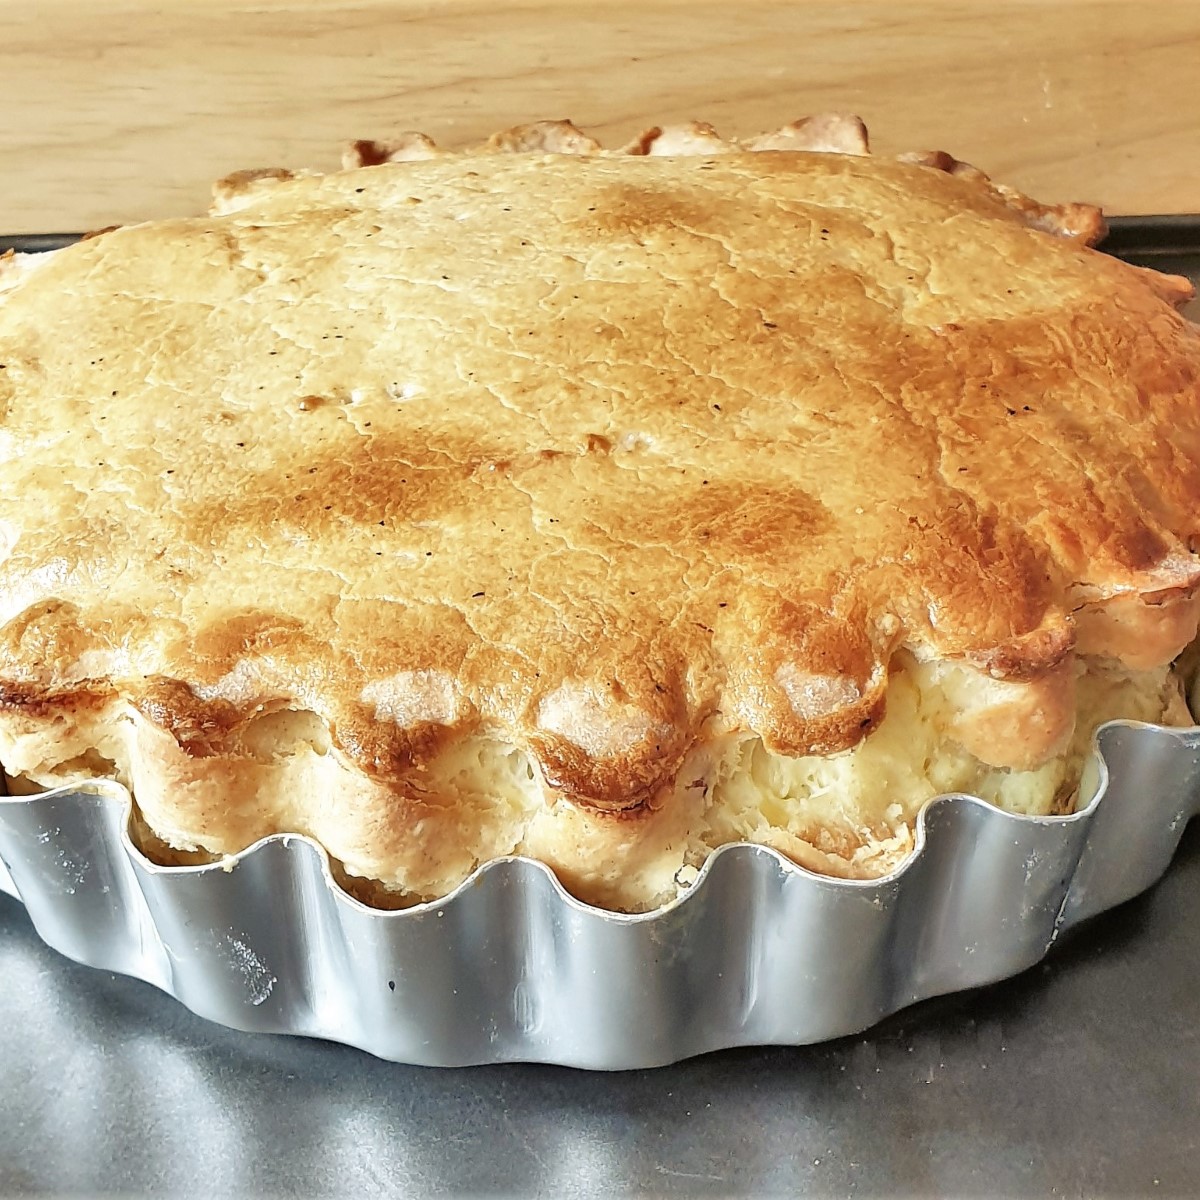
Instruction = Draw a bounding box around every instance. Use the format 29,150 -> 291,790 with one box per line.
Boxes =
209,112 -> 1110,248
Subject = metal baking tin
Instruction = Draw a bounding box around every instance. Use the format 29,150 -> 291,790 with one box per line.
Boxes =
1,220 -> 1199,1069
0,722 -> 1198,1068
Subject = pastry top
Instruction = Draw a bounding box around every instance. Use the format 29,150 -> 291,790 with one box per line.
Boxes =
2,118 -> 1199,812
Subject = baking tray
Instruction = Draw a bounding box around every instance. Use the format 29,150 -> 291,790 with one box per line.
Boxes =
2,217 -> 1199,1073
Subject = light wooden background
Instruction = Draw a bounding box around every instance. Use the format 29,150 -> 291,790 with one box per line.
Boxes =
2,1 -> 1198,233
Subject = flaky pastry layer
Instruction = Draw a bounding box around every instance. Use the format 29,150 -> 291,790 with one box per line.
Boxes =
2,116 -> 1200,910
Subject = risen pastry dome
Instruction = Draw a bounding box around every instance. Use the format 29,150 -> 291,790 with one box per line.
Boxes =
1,119 -> 1198,910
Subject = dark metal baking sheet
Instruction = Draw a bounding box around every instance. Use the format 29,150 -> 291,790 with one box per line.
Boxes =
1,219 -> 1199,1196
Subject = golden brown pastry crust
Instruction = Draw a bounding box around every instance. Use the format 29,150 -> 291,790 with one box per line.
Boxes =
2,117 -> 1199,907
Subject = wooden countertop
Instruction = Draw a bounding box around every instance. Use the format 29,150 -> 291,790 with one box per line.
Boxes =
2,1 -> 1198,233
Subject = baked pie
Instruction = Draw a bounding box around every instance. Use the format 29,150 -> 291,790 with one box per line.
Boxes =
1,116 -> 1198,911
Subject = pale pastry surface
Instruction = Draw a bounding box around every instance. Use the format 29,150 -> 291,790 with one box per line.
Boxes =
1,120 -> 1199,910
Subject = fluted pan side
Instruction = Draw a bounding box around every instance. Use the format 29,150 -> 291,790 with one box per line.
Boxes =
1,720 -> 1198,1069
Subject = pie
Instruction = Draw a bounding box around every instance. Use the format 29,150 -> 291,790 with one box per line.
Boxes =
1,115 -> 1198,912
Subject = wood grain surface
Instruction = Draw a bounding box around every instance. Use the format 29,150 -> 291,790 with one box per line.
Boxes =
1,1 -> 1198,232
